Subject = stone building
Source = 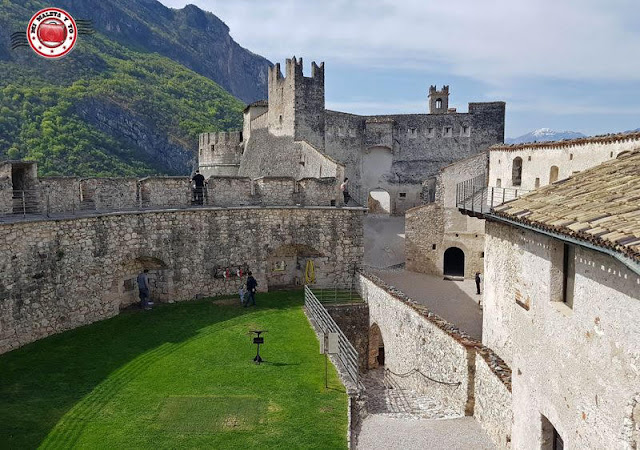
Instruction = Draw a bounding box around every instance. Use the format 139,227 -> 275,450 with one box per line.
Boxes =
406,152 -> 487,279
482,151 -> 640,449
489,131 -> 640,191
405,131 -> 640,279
199,57 -> 506,213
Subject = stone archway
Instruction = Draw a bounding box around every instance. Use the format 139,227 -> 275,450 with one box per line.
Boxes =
115,256 -> 170,308
443,247 -> 465,278
267,243 -> 323,288
368,323 -> 385,369
368,188 -> 391,214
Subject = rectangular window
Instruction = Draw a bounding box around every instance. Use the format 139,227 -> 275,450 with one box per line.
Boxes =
496,178 -> 502,188
407,128 -> 417,138
562,244 -> 575,307
432,244 -> 437,250
427,127 -> 435,138
535,177 -> 540,188
461,125 -> 470,137
399,192 -> 407,198
443,126 -> 453,137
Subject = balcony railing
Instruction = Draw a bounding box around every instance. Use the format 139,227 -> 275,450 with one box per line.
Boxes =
456,177 -> 529,216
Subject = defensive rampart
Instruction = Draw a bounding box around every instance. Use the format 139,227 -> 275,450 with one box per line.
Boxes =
356,270 -> 513,448
0,206 -> 364,354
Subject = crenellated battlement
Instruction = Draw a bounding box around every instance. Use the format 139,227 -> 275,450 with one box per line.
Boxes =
198,131 -> 244,178
269,56 -> 325,84
199,131 -> 243,146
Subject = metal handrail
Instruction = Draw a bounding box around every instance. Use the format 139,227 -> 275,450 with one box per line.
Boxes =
304,286 -> 363,390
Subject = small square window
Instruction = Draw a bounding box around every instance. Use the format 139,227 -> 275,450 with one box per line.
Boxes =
528,155 -> 532,161
432,244 -> 437,250
569,153 -> 574,160
461,125 -> 470,137
399,192 -> 407,198
123,278 -> 135,291
407,128 -> 417,138
427,127 -> 435,138
443,126 -> 453,137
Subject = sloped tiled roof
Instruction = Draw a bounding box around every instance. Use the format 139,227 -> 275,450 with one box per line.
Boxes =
490,130 -> 640,152
492,150 -> 640,263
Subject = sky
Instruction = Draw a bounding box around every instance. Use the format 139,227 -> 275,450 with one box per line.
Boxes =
160,0 -> 640,138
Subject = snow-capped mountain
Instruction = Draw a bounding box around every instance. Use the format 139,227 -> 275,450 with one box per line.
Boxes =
506,128 -> 587,144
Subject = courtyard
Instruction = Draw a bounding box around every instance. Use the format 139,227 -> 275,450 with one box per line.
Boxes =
0,291 -> 347,449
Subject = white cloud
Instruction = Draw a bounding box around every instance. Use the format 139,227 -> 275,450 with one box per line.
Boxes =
160,0 -> 640,84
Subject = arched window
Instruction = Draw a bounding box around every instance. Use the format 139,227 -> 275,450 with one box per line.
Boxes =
512,157 -> 523,186
435,98 -> 442,109
549,165 -> 559,183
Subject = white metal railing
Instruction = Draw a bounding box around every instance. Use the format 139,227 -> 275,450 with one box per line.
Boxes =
456,177 -> 529,215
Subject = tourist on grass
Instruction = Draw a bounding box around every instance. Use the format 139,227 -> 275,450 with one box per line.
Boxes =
340,177 -> 350,205
245,271 -> 258,307
137,269 -> 153,310
238,286 -> 246,306
192,170 -> 206,205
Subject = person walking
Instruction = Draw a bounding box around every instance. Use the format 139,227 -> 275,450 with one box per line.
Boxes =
245,271 -> 258,307
192,170 -> 206,205
340,177 -> 351,205
137,269 -> 153,310
475,272 -> 482,295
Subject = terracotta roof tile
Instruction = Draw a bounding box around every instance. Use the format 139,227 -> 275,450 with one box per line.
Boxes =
492,151 -> 640,263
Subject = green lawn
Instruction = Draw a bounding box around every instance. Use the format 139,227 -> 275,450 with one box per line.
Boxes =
0,291 -> 348,449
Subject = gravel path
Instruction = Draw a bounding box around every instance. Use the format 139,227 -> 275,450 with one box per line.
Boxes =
356,416 -> 495,450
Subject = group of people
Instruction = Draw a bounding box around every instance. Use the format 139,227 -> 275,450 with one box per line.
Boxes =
137,268 -> 259,310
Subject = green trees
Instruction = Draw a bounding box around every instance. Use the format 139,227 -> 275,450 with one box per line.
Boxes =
0,8 -> 245,177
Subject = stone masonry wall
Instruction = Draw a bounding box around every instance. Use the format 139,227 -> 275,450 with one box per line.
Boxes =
0,207 -> 365,354
357,270 -> 513,448
139,177 -> 191,208
40,177 -> 81,213
80,178 -> 139,211
475,352 -> 513,449
488,134 -> 640,191
405,204 -> 444,275
325,303 -> 370,372
484,221 -> 640,449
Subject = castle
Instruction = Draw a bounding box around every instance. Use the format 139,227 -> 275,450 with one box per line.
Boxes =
199,57 -> 506,214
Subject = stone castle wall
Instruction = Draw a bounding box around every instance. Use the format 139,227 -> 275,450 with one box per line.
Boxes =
406,152 -> 487,278
324,102 -> 504,213
198,131 -> 243,179
356,270 -> 513,447
484,221 -> 640,448
489,133 -> 640,191
474,352 -> 513,449
0,174 -> 342,216
0,206 -> 364,354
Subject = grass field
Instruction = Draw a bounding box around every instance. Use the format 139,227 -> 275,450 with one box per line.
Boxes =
0,291 -> 348,449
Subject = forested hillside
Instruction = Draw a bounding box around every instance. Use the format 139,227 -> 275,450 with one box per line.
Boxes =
0,0 -> 267,176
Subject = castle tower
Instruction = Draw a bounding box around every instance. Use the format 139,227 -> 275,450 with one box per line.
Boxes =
429,85 -> 450,114
267,57 -> 326,150
198,131 -> 243,178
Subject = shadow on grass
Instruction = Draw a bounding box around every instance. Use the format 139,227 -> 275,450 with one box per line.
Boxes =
0,290 -> 304,449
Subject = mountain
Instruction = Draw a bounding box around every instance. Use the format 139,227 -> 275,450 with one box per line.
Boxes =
49,0 -> 271,104
0,0 -> 270,176
506,128 -> 587,145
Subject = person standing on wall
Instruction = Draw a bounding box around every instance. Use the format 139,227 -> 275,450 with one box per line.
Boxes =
245,271 -> 258,307
192,170 -> 206,205
137,269 -> 153,310
475,272 -> 482,295
340,178 -> 350,205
